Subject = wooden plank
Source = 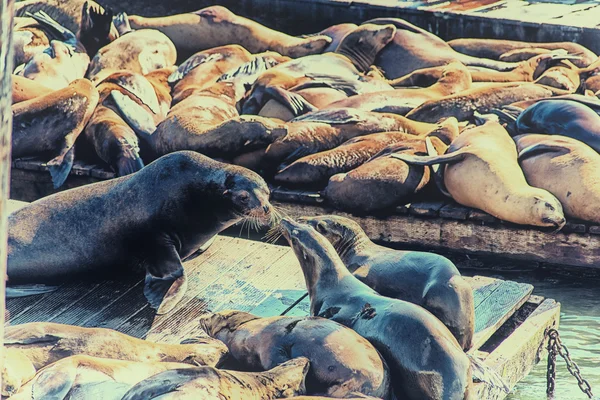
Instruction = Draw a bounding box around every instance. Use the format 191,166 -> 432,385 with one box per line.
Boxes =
409,201 -> 445,217
474,299 -> 561,399
439,202 -> 470,220
471,281 -> 534,351
284,294 -> 311,317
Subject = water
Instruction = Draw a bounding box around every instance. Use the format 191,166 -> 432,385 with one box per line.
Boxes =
462,268 -> 600,400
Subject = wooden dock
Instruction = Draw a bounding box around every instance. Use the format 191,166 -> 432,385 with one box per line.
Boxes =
5,219 -> 560,399
10,162 -> 600,271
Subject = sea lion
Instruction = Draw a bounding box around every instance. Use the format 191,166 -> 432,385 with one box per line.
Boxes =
87,26 -> 177,84
326,61 -> 472,114
276,118 -> 458,188
279,218 -> 472,400
198,311 -> 392,399
447,38 -> 597,69
2,322 -> 228,396
7,151 -> 277,314
513,100 -> 600,153
365,18 -> 517,79
12,75 -> 53,103
391,121 -> 566,229
242,23 -> 396,119
121,357 -> 310,400
499,47 -> 553,62
307,23 -> 359,53
78,1 -> 116,57
405,83 -> 555,123
299,215 -> 474,350
263,108 -> 438,170
2,348 -> 36,397
515,134 -> 600,224
128,6 -> 331,58
8,355 -> 195,400
13,17 -> 51,67
323,120 -> 458,212
17,11 -> 90,90
12,78 -> 99,188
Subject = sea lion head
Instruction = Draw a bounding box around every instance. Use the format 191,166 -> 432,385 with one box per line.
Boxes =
298,215 -> 365,254
1,348 -> 36,397
530,191 -> 566,231
336,23 -> 397,73
197,310 -> 260,338
79,1 -> 115,57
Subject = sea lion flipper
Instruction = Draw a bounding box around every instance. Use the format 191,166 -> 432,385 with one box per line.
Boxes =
27,10 -> 77,44
169,53 -> 224,83
182,236 -> 217,262
116,150 -> 144,176
518,143 -> 568,161
291,108 -> 365,124
28,360 -> 78,399
294,74 -> 361,96
6,284 -> 60,298
47,145 -> 75,189
113,12 -> 132,36
264,86 -> 318,117
390,149 -> 468,166
469,354 -> 510,393
110,90 -> 157,138
121,369 -> 198,400
143,243 -> 187,315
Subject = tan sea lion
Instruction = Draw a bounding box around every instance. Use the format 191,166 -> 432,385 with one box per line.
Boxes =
391,121 -> 567,229
515,134 -> 600,224
128,6 -> 331,59
87,26 -> 177,84
8,355 -> 195,400
2,348 -> 36,397
405,82 -> 555,123
448,38 -> 597,69
327,61 -> 472,114
198,311 -> 392,399
12,78 -> 99,188
365,18 -> 517,80
499,47 -> 553,62
7,152 -> 277,313
121,357 -> 310,399
299,215 -> 474,350
307,23 -> 359,53
242,23 -> 396,119
11,75 -> 53,103
278,218 -> 473,400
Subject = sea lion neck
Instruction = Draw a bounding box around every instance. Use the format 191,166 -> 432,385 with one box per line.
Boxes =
334,47 -> 373,73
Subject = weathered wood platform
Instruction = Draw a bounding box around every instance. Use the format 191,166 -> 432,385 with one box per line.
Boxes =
10,163 -> 600,271
5,224 -> 560,399
95,0 -> 600,54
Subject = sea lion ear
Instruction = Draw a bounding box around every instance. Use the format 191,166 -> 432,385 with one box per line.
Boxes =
316,221 -> 327,234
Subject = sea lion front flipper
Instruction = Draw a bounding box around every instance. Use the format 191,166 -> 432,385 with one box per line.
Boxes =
6,284 -> 59,298
425,137 -> 451,198
264,86 -> 318,117
27,10 -> 77,44
390,147 -> 469,166
168,53 -> 224,84
121,369 -> 198,400
115,140 -> 144,176
182,236 -> 217,262
111,90 -> 157,138
28,360 -> 78,400
143,243 -> 187,315
291,107 -> 365,124
518,143 -> 569,161
294,74 -> 362,96
47,145 -> 75,189
113,12 -> 132,36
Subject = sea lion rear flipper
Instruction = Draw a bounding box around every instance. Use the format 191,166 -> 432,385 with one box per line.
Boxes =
121,369 -> 198,400
291,108 -> 365,124
27,10 -> 77,44
143,243 -> 187,315
47,145 -> 75,189
390,147 -> 469,166
218,56 -> 280,83
469,354 -> 510,393
168,53 -> 224,84
295,74 -> 362,96
110,90 -> 157,139
28,360 -> 78,399
264,86 -> 318,117
425,137 -> 451,198
116,151 -> 144,176
518,143 -> 569,161
6,284 -> 59,299
113,12 -> 132,36
489,106 -> 522,135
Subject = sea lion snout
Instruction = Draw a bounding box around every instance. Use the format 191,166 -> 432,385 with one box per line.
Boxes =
533,194 -> 566,231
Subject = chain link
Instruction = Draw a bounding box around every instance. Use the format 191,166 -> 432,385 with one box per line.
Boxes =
546,328 -> 596,399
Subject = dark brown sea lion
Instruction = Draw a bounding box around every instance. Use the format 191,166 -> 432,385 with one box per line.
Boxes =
515,134 -> 600,224
12,78 -> 99,188
263,108 -> 438,170
365,18 -> 517,80
279,218 -> 473,400
128,6 -> 331,59
15,0 -> 107,36
447,38 -> 597,69
299,215 -> 474,350
198,311 -> 392,399
78,1 -> 116,57
242,23 -> 396,119
87,28 -> 177,84
406,83 -> 555,123
9,355 -> 195,400
11,75 -> 53,103
391,121 -> 566,229
2,322 -> 228,396
121,357 -> 310,400
327,61 -> 472,114
6,152 -> 277,314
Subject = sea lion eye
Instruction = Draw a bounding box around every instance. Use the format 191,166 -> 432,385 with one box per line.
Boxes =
545,203 -> 555,211
316,222 -> 327,234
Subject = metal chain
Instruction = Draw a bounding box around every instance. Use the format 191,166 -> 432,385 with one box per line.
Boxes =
546,328 -> 596,399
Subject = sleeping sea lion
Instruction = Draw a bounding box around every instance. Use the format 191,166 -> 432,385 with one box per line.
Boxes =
307,23 -> 359,53
121,357 -> 310,400
8,355 -> 195,400
198,311 -> 392,399
12,75 -> 53,103
12,78 -> 99,188
7,152 -> 278,314
391,121 -> 566,229
365,17 -> 517,79
299,215 -> 474,350
447,38 -> 597,69
128,6 -> 331,58
279,218 -> 473,400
